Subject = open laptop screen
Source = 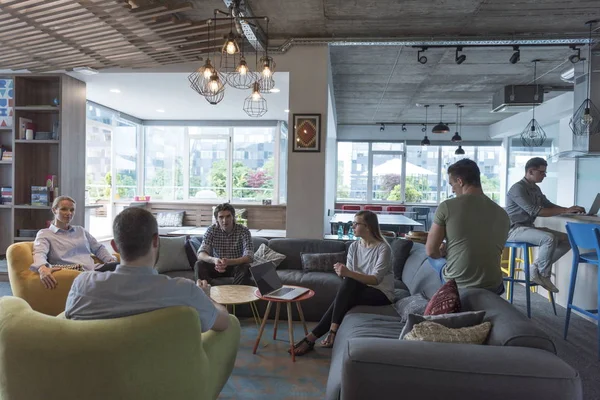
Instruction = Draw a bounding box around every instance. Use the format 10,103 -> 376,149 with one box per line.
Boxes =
251,262 -> 282,296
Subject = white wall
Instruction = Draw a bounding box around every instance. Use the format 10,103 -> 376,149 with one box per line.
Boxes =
277,46 -> 330,239
324,67 -> 338,235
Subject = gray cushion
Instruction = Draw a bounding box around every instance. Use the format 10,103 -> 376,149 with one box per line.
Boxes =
301,251 -> 346,273
389,239 -> 414,280
267,239 -> 347,271
394,293 -> 429,323
156,211 -> 184,227
399,310 -> 486,339
155,236 -> 190,273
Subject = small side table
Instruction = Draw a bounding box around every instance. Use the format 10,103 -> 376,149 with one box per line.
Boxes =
252,286 -> 315,362
209,285 -> 261,326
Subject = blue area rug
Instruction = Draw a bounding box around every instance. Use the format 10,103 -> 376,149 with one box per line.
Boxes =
220,319 -> 331,399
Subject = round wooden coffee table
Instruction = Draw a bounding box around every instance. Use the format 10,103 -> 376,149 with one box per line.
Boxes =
252,286 -> 315,362
209,285 -> 261,326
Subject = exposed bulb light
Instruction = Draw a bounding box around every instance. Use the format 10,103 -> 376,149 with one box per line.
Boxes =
208,73 -> 220,94
237,62 -> 248,76
262,64 -> 272,78
252,89 -> 261,101
582,108 -> 593,126
203,66 -> 213,79
226,41 -> 237,55
223,33 -> 239,55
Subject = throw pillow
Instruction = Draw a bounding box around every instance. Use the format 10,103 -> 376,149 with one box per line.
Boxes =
399,310 -> 486,339
183,236 -> 203,270
424,279 -> 461,316
394,293 -> 429,323
390,238 -> 414,280
252,243 -> 287,267
403,321 -> 492,345
301,251 -> 346,273
154,236 -> 191,274
156,211 -> 184,227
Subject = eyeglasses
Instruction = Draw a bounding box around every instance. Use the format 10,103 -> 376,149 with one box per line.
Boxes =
352,222 -> 366,227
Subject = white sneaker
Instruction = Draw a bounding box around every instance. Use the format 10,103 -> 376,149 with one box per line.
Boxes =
530,269 -> 559,293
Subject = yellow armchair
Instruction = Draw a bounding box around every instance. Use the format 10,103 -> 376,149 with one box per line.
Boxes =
7,242 -> 81,316
0,296 -> 241,400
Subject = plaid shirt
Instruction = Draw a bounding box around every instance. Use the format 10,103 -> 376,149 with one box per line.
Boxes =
198,223 -> 254,261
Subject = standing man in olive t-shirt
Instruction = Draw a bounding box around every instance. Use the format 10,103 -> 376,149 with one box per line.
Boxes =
425,159 -> 510,294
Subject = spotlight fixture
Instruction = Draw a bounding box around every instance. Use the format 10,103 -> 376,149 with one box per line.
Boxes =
380,123 -> 385,132
455,145 -> 465,155
402,123 -> 407,132
432,105 -> 450,133
451,104 -> 463,142
509,46 -> 520,64
455,47 -> 466,65
421,136 -> 431,146
569,46 -> 581,64
417,47 -> 428,64
421,124 -> 426,132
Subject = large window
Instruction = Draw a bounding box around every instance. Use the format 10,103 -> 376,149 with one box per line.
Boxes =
337,141 -> 504,204
85,102 -> 140,238
508,137 -> 556,203
232,127 -> 275,203
189,127 -> 229,201
144,126 -> 185,201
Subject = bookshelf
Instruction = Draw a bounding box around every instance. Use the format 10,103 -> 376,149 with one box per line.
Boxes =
0,74 -> 86,256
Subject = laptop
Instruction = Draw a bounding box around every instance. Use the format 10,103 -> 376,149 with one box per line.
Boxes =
250,262 -> 310,300
562,193 -> 600,218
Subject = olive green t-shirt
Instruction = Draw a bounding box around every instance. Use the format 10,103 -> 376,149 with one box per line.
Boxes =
434,194 -> 510,290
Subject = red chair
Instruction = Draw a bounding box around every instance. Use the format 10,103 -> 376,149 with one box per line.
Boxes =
364,205 -> 383,212
341,205 -> 362,211
387,206 -> 406,213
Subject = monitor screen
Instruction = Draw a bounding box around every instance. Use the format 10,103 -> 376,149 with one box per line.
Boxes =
251,262 -> 281,295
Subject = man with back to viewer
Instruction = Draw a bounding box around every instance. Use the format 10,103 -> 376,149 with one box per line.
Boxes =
426,158 -> 510,294
195,203 -> 254,285
65,207 -> 231,333
505,157 -> 585,293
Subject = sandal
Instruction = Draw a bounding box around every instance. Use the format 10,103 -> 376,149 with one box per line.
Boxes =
288,337 -> 315,356
320,329 -> 337,348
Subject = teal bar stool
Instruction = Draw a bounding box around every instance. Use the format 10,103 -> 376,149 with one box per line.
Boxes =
564,222 -> 600,359
503,241 -> 556,318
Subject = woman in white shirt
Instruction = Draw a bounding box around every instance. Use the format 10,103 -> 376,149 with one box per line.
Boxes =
291,210 -> 394,356
31,196 -> 118,289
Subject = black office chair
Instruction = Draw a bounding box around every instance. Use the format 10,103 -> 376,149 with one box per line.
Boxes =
412,207 -> 430,231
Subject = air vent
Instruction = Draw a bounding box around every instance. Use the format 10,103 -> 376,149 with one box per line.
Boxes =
491,85 -> 544,113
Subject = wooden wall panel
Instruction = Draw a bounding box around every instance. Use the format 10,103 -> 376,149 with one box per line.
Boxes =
144,202 -> 287,230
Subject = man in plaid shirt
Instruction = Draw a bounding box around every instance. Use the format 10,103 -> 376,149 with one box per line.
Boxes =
195,203 -> 254,285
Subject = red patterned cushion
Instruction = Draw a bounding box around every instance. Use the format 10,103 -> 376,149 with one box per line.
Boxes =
424,279 -> 461,315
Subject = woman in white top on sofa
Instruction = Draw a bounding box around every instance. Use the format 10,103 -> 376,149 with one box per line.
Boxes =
31,195 -> 118,290
291,210 -> 395,356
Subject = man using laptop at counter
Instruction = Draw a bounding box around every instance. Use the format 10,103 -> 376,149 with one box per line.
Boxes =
505,157 -> 587,293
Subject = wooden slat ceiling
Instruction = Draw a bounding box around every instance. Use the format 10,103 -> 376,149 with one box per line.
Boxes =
0,0 -> 230,72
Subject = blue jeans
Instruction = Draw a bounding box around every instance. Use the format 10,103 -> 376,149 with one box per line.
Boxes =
428,257 -> 447,283
427,257 -> 505,295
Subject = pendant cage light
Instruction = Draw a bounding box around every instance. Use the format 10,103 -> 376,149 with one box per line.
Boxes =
520,60 -> 547,147
570,20 -> 600,136
451,104 -> 463,142
188,19 -> 218,98
455,145 -> 465,155
258,18 -> 276,93
243,82 -> 268,117
421,105 -> 431,146
432,105 -> 450,133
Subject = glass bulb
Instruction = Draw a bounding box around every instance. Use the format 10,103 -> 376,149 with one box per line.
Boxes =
226,40 -> 237,55
203,68 -> 212,79
209,79 -> 220,94
252,91 -> 261,101
582,109 -> 593,126
238,64 -> 248,75
262,65 -> 271,78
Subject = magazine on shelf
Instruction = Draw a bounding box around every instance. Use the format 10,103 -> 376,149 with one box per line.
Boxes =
31,186 -> 49,206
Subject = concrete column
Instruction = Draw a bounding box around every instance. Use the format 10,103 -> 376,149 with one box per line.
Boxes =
277,46 -> 331,238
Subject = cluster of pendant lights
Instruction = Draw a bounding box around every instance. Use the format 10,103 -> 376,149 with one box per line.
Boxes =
188,11 -> 276,118
419,104 -> 465,155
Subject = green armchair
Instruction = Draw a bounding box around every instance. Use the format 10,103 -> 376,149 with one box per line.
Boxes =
0,296 -> 241,400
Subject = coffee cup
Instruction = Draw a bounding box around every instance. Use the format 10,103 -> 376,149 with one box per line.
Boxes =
25,129 -> 34,140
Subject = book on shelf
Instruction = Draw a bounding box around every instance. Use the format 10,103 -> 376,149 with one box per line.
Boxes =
1,186 -> 12,204
31,186 -> 49,206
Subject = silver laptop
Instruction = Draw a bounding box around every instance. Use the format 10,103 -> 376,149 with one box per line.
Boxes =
250,261 -> 309,300
562,193 -> 600,218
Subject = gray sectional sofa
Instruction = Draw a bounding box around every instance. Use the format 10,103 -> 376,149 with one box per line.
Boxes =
163,235 -> 582,400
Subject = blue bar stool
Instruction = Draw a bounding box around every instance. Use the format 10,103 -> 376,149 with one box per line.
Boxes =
564,222 -> 600,359
503,241 -> 557,318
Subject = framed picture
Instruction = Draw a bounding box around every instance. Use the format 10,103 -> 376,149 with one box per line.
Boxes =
292,114 -> 321,152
